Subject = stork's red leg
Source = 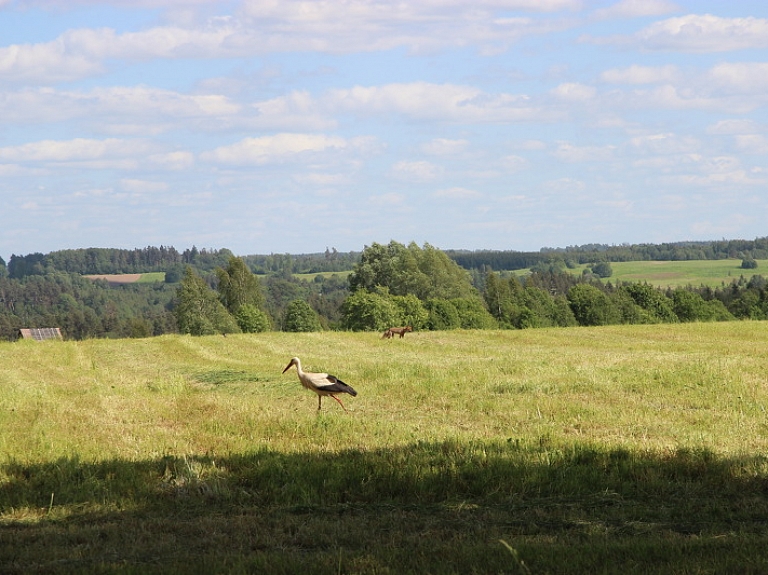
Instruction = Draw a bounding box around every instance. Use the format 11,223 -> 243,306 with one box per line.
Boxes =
331,395 -> 348,412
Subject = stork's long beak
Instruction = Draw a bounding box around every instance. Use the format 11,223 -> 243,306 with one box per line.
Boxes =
282,362 -> 293,374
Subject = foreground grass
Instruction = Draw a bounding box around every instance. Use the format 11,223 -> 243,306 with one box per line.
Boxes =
1,325 -> 768,573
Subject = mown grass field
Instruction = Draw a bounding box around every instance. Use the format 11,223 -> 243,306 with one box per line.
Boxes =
572,259 -> 768,288
84,272 -> 166,284
293,270 -> 352,282
1,325 -> 768,573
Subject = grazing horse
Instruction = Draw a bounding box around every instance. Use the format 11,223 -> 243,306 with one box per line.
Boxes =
381,326 -> 413,339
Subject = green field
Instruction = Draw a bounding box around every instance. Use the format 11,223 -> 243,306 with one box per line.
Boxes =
574,259 -> 767,288
2,326 -> 768,573
136,272 -> 166,283
293,270 -> 352,282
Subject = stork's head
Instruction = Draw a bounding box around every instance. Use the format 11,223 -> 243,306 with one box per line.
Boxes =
282,357 -> 300,373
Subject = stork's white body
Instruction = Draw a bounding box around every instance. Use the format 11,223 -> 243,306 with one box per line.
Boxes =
281,357 -> 357,411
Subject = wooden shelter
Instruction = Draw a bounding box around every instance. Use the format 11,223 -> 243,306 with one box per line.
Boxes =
18,328 -> 63,341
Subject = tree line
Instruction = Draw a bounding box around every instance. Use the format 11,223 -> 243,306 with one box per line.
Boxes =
3,246 -> 359,279
2,240 -> 768,341
447,237 -> 768,271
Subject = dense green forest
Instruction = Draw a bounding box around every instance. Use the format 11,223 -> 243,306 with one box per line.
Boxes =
4,246 -> 359,279
1,238 -> 768,341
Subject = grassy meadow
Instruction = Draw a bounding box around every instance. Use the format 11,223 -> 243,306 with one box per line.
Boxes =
573,259 -> 768,288
1,325 -> 768,573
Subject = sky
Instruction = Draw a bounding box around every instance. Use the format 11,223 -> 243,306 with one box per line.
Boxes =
1,0 -> 768,260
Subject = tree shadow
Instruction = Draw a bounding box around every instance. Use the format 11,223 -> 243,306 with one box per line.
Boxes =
1,441 -> 768,574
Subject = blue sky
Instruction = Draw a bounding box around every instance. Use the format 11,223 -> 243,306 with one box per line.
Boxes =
1,0 -> 768,259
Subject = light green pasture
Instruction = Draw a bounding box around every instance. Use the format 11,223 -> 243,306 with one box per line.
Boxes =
576,258 -> 767,287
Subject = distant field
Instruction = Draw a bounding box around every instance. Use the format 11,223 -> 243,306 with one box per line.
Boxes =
85,272 -> 166,284
601,259 -> 766,287
515,259 -> 768,288
293,270 -> 352,281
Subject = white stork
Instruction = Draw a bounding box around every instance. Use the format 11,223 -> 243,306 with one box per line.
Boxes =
281,357 -> 358,411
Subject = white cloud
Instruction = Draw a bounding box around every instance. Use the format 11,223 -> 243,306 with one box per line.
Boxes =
629,132 -> 700,155
369,192 -> 406,207
238,0 -> 583,54
735,135 -> 768,155
553,142 -> 615,162
391,160 -> 442,182
0,1 -> 585,86
120,179 -> 169,194
635,14 -> 768,53
148,151 -> 195,170
0,85 -> 337,135
0,34 -> 104,84
690,214 -> 757,238
543,177 -> 586,193
0,163 -> 44,176
706,62 -> 768,95
551,82 -> 596,101
600,64 -> 678,85
617,85 -> 741,113
432,186 -> 482,200
201,133 -> 350,165
707,119 -> 759,135
420,138 -> 470,156
250,91 -> 336,131
500,155 -> 528,172
518,140 -> 546,151
0,138 -> 151,163
666,170 -> 765,187
328,82 -> 545,123
593,0 -> 679,20
293,173 -> 351,186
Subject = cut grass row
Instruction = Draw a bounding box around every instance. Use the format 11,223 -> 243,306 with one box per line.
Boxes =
1,325 -> 768,573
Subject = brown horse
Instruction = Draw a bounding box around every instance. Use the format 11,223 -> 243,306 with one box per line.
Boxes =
382,326 -> 413,339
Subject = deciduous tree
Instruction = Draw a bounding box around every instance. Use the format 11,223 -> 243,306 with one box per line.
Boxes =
283,299 -> 322,332
216,256 -> 265,314
175,267 -> 240,335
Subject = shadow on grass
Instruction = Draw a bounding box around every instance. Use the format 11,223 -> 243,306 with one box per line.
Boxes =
192,368 -> 275,386
2,441 -> 768,574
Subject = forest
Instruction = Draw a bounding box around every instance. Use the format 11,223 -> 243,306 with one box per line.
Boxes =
1,237 -> 768,341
